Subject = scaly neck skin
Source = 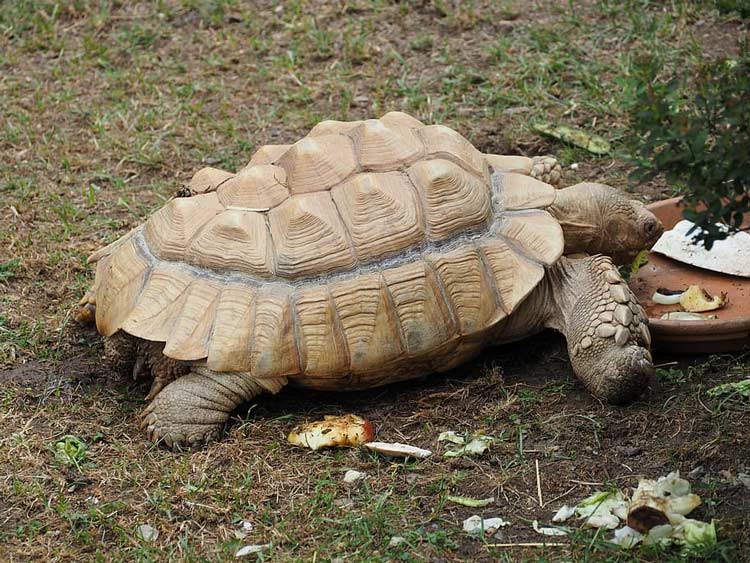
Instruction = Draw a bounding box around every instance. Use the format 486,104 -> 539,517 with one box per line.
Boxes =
547,184 -> 604,255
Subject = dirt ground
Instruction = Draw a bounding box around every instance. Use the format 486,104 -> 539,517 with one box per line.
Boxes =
1,1 -> 749,561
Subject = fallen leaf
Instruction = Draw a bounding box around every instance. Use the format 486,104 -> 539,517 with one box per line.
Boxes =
446,495 -> 495,508
236,544 -> 270,557
532,123 -> 611,155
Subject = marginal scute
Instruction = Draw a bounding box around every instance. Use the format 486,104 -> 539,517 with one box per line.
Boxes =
217,164 -> 289,209
120,264 -> 193,342
144,193 -> 224,261
295,287 -> 348,377
163,277 -> 223,360
419,124 -> 487,179
251,288 -> 299,377
207,283 -> 256,371
331,172 -> 423,262
408,159 -> 491,241
308,119 -> 362,137
94,238 -> 151,337
269,192 -> 356,278
379,111 -> 424,130
249,144 -> 291,165
427,246 -> 502,336
485,154 -> 533,175
495,172 -> 555,210
185,209 -> 274,276
277,135 -> 357,194
382,261 -> 456,357
188,167 -> 235,194
348,119 -> 422,171
330,273 -> 404,373
497,211 -> 564,266
479,238 -> 544,314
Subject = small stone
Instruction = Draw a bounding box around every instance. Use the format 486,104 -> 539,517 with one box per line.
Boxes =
605,270 -> 621,284
572,344 -> 580,357
581,336 -> 593,349
595,324 -> 616,338
343,470 -> 365,484
614,304 -> 634,326
614,326 -> 630,346
388,536 -> 406,547
609,284 -> 628,304
599,311 -> 614,323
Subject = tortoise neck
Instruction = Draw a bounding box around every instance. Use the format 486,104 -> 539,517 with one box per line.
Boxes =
547,185 -> 603,255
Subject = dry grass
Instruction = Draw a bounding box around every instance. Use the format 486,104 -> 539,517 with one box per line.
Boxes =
1,0 -> 749,561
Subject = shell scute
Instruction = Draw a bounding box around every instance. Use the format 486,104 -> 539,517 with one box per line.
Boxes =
249,144 -> 291,165
382,261 -> 457,356
419,124 -> 487,179
185,209 -> 274,277
329,273 -> 404,373
331,171 -> 424,263
269,192 -> 356,279
217,164 -> 288,209
277,135 -> 357,194
144,193 -> 224,261
348,119 -> 423,171
408,159 -> 491,241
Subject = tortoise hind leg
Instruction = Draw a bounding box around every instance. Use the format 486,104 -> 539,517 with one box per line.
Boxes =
545,255 -> 654,403
140,368 -> 287,449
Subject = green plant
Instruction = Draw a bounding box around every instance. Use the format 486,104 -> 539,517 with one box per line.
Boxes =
626,41 -> 750,248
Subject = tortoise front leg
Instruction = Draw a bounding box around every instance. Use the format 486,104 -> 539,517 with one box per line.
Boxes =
140,367 -> 287,449
545,255 -> 654,403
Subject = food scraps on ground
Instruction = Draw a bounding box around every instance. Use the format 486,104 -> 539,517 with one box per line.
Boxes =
652,287 -> 685,305
287,414 -> 374,450
679,285 -> 727,312
463,515 -> 511,535
363,441 -> 432,459
660,312 -> 718,321
532,520 -> 570,536
438,430 -> 495,458
547,471 -> 717,552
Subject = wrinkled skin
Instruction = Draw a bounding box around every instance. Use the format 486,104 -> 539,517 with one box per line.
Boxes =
548,182 -> 664,263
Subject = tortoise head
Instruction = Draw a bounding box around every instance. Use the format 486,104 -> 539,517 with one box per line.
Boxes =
548,182 -> 664,263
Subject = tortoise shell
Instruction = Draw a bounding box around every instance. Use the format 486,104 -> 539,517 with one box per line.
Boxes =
90,112 -> 563,388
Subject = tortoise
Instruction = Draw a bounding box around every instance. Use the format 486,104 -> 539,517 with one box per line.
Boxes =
82,112 -> 664,448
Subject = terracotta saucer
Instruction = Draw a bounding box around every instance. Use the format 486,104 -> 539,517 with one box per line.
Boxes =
628,197 -> 750,354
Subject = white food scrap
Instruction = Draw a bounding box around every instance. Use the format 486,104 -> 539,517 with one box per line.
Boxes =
363,441 -> 432,459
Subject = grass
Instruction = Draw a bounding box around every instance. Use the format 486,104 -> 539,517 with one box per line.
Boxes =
1,0 -> 749,561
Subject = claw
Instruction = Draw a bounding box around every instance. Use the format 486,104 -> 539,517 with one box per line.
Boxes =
145,378 -> 167,401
